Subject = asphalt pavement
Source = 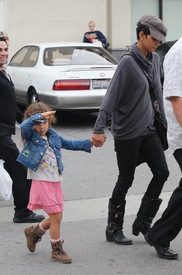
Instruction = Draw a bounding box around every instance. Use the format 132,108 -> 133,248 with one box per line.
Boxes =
1,191 -> 182,275
0,118 -> 182,275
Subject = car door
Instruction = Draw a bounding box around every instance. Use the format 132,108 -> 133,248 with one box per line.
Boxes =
8,46 -> 39,104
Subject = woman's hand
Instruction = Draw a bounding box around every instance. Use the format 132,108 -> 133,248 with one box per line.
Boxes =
91,133 -> 106,147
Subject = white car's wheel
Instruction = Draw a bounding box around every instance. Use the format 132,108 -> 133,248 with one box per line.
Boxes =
29,89 -> 39,104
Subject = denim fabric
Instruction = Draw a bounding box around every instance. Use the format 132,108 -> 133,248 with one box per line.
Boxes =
111,130 -> 169,205
17,113 -> 91,173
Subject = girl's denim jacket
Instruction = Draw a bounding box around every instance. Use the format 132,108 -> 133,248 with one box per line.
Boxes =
17,113 -> 91,174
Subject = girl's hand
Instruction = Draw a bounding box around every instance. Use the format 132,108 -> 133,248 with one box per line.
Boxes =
42,111 -> 56,120
91,133 -> 106,147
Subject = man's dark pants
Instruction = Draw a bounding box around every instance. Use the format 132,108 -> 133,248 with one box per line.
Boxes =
147,148 -> 182,247
0,135 -> 32,217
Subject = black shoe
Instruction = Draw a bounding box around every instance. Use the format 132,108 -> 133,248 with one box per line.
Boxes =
145,232 -> 178,260
13,212 -> 45,223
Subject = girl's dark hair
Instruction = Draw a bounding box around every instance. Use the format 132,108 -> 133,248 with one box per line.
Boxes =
21,102 -> 56,145
136,22 -> 150,40
24,102 -> 56,125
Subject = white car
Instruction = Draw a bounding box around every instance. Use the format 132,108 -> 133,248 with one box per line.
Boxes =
7,42 -> 118,111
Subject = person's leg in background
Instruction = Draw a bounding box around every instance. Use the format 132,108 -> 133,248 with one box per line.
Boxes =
0,135 -> 45,223
144,148 -> 182,260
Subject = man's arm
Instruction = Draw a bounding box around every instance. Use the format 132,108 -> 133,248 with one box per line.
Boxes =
16,107 -> 24,124
170,96 -> 182,127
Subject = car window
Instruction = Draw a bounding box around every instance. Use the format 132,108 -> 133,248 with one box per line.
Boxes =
43,46 -> 117,66
155,40 -> 177,85
9,46 -> 30,67
156,40 -> 177,67
9,46 -> 39,67
21,46 -> 39,67
70,49 -> 112,65
156,43 -> 170,66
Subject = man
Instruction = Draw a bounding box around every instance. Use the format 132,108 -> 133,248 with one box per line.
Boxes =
0,37 -> 45,223
91,15 -> 169,245
144,38 -> 182,260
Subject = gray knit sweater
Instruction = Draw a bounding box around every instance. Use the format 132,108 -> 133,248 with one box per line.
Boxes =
93,44 -> 165,140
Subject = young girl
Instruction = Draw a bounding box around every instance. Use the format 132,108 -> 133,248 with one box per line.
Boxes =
17,102 -> 92,264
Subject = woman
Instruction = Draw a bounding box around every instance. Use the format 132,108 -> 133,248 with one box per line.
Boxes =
83,20 -> 106,46
91,14 -> 169,245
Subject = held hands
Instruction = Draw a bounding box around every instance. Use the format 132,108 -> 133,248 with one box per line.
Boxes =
91,133 -> 106,147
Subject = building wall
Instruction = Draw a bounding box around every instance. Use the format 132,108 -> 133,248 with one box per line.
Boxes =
1,0 -> 182,58
0,0 -> 6,31
109,0 -> 131,48
3,0 -> 131,57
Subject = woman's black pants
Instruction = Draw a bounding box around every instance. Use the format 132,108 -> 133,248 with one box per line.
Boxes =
111,130 -> 169,206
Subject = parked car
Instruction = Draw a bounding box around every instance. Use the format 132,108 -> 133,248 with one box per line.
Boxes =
156,40 -> 177,67
155,40 -> 177,84
7,42 -> 118,111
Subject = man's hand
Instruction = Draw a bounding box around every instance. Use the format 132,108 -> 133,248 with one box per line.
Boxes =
91,133 -> 106,147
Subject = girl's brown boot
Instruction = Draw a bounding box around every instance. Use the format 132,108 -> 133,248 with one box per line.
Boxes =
24,224 -> 45,252
51,240 -> 72,264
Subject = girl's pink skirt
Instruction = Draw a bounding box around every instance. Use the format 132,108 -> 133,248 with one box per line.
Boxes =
28,180 -> 64,214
